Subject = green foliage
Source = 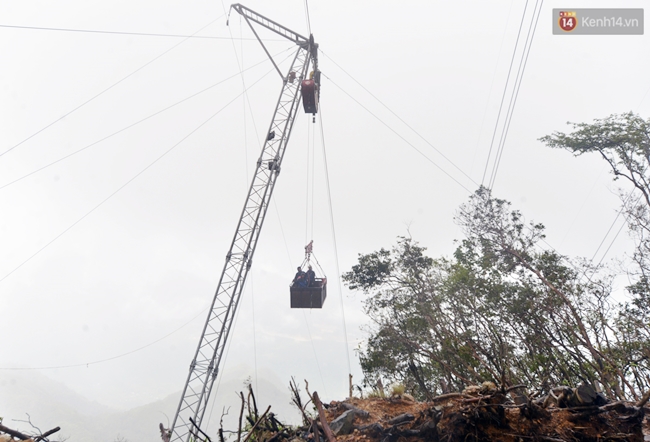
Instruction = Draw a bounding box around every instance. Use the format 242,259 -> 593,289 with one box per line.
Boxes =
347,115 -> 650,401
390,383 -> 406,396
344,248 -> 392,292
540,113 -> 650,395
346,186 -> 650,401
539,112 -> 650,180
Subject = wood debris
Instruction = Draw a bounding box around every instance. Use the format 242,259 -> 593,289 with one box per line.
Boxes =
198,381 -> 650,442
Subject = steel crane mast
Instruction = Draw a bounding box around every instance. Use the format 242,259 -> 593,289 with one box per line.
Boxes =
168,4 -> 318,442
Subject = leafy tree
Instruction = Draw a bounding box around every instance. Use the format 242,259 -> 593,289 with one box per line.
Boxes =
540,112 -> 650,394
344,187 -> 649,400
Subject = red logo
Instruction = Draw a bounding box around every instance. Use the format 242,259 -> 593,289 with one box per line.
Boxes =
558,11 -> 578,32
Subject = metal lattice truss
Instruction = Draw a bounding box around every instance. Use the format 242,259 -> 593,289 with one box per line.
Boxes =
169,5 -> 316,442
231,3 -> 307,44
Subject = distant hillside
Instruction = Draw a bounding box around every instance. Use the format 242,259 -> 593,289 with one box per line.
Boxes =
0,370 -> 301,442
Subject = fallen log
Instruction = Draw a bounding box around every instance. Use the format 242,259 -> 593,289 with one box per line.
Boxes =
340,402 -> 370,418
0,424 -> 31,441
430,392 -> 467,402
356,422 -> 384,434
313,392 -> 336,442
387,413 -> 414,426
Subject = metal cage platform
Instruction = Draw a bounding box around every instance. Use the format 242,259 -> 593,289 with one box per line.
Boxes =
290,278 -> 327,308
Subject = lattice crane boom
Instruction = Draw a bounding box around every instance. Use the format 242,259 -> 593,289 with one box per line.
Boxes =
167,5 -> 318,442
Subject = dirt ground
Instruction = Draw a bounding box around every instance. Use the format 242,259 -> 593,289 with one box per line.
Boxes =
322,394 -> 649,442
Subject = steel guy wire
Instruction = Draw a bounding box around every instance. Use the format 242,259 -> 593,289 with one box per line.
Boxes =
0,23 -> 280,40
0,306 -> 209,370
321,51 -> 478,189
0,15 -> 225,159
0,67 -> 276,285
0,49 -> 294,192
323,73 -> 473,193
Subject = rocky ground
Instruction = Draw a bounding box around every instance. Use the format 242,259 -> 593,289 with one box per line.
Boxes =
323,394 -> 649,442
3,385 -> 649,441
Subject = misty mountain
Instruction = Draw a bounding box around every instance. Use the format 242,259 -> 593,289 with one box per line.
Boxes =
1,369 -> 302,441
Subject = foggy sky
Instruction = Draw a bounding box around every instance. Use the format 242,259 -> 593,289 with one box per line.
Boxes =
1,0 -> 648,430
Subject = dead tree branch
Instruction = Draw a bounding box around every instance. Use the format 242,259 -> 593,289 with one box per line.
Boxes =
242,405 -> 271,442
0,424 -> 31,441
313,392 -> 336,442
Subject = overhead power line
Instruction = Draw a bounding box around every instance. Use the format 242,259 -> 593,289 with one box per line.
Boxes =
482,0 -> 544,190
0,306 -> 208,370
481,0 -> 530,186
322,51 -> 478,189
487,0 -> 544,190
0,15 -> 226,159
0,67 -> 275,285
0,48 -> 293,191
323,73 -> 473,193
0,23 -> 266,39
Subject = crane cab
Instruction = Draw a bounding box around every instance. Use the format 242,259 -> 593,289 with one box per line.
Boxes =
290,278 -> 327,308
301,79 -> 319,114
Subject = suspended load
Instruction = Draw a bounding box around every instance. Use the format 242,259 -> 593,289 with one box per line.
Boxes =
301,70 -> 320,115
290,241 -> 327,308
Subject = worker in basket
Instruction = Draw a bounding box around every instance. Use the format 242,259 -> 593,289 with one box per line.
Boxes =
293,266 -> 308,287
306,265 -> 316,287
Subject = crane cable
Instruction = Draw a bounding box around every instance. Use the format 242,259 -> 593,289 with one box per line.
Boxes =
304,118 -> 318,243
318,104 -> 352,377
311,121 -> 316,240
305,119 -> 312,243
304,0 -> 313,36
299,0 -> 330,394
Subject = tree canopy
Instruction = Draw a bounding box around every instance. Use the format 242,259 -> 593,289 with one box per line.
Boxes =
345,141 -> 650,401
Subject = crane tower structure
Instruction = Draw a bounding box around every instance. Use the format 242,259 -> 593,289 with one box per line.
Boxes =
167,4 -> 319,442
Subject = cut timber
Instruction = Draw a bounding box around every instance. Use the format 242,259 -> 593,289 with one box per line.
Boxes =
313,392 -> 336,442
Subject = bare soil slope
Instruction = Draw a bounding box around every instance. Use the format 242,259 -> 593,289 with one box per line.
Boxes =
323,394 -> 648,442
